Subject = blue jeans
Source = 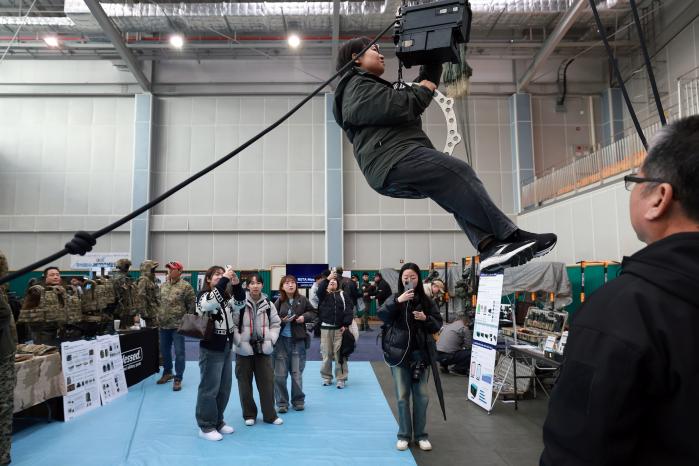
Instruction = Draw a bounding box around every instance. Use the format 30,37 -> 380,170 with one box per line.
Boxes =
159,328 -> 185,381
390,352 -> 430,441
273,336 -> 307,408
195,345 -> 233,432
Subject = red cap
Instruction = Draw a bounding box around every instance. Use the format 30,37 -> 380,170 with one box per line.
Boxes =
166,261 -> 184,271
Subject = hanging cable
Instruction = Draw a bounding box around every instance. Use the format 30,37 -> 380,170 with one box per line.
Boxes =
588,0 -> 647,150
628,0 -> 666,126
0,20 -> 397,286
556,58 -> 575,107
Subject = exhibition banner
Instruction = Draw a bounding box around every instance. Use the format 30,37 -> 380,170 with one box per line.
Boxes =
468,273 -> 504,412
70,252 -> 129,270
61,340 -> 101,421
119,328 -> 159,387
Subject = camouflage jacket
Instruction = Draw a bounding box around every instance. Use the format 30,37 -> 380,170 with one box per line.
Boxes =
0,250 -> 16,358
112,271 -> 137,318
158,278 -> 196,329
135,260 -> 160,321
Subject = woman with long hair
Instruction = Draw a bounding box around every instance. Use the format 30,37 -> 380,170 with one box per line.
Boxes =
378,263 -> 443,452
195,265 -> 246,441
273,275 -> 317,412
232,273 -> 282,426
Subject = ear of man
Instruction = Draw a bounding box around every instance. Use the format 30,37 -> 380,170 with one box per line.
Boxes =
644,183 -> 675,221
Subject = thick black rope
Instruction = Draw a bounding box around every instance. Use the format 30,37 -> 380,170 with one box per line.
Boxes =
0,21 -> 396,286
588,0 -> 648,150
629,0 -> 666,126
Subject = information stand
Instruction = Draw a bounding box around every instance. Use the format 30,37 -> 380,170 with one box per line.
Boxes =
60,336 -> 129,421
60,340 -> 101,421
95,335 -> 128,404
467,273 -> 504,413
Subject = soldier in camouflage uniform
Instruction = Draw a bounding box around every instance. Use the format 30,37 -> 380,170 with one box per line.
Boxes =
19,267 -> 65,346
112,259 -> 136,330
0,251 -> 17,465
135,260 -> 160,327
156,261 -> 195,391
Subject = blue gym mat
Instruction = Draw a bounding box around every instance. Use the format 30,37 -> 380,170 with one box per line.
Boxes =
12,361 -> 416,466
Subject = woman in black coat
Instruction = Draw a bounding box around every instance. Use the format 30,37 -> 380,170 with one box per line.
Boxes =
378,263 -> 442,452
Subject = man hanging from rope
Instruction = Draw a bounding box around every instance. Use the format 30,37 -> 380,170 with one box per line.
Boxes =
332,37 -> 557,271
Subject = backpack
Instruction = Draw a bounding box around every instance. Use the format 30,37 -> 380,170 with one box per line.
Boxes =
340,328 -> 356,363
81,281 -> 104,323
18,285 -> 67,324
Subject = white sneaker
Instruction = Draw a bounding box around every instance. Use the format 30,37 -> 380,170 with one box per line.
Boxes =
198,429 -> 223,441
396,440 -> 409,451
418,439 -> 432,451
244,419 -> 255,426
218,424 -> 234,435
336,380 -> 345,389
272,417 -> 284,425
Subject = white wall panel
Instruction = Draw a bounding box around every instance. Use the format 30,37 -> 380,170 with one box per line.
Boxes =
518,182 -> 646,265
151,96 -> 324,269
0,96 -> 134,270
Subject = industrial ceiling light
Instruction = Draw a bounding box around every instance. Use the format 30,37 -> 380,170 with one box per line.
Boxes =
43,36 -> 59,47
287,33 -> 301,49
169,34 -> 184,49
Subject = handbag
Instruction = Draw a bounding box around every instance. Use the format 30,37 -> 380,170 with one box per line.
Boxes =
177,313 -> 214,340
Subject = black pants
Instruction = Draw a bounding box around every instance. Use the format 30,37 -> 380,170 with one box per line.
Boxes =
377,146 -> 517,248
438,349 -> 471,374
235,354 -> 277,423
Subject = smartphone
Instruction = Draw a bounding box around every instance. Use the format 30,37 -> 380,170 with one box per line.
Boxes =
404,281 -> 414,291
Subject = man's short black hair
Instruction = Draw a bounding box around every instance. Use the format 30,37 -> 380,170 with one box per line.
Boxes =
643,116 -> 699,222
336,36 -> 371,72
375,272 -> 383,279
43,266 -> 59,277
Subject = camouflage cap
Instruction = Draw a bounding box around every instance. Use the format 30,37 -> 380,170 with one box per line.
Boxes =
140,260 -> 159,273
115,258 -> 132,271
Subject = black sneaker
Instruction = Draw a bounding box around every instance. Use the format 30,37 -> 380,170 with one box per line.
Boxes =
479,240 -> 537,272
515,230 -> 557,258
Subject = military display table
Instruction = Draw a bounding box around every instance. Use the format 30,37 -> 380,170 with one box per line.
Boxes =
14,352 -> 65,413
117,327 -> 159,387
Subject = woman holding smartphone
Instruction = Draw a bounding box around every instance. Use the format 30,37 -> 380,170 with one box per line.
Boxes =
195,265 -> 246,441
273,275 -> 317,412
378,263 -> 443,452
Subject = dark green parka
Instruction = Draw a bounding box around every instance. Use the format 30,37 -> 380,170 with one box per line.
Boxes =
332,66 -> 439,190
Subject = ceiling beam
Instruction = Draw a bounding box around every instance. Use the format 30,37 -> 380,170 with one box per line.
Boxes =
0,39 -> 636,50
82,0 -> 150,92
516,0 -> 587,93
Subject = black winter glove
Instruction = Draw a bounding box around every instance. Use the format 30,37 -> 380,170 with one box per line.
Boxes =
416,63 -> 443,88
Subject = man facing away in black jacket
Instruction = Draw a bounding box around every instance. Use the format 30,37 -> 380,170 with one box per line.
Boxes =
541,116 -> 699,465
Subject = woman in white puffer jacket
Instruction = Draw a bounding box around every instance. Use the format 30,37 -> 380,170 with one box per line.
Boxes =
232,273 -> 282,426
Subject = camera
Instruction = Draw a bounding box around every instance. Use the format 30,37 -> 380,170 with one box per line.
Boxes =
394,0 -> 472,67
251,338 -> 265,355
411,360 -> 426,382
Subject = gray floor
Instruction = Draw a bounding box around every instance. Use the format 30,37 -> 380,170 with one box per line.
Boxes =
371,361 -> 548,466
